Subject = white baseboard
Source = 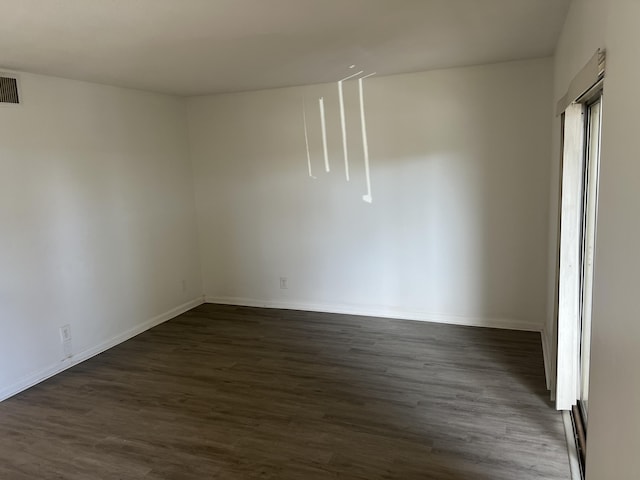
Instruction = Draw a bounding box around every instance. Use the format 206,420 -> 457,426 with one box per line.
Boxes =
204,295 -> 543,332
0,296 -> 205,403
541,327 -> 552,390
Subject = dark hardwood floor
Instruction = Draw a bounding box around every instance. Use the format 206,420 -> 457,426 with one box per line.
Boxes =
0,304 -> 570,479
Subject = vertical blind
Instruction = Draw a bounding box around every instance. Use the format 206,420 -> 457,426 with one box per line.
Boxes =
554,49 -> 606,411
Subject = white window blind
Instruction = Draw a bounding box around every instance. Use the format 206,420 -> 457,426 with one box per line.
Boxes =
554,49 -> 606,411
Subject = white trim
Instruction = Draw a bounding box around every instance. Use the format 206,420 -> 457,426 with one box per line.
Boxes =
204,296 -> 542,332
563,410 -> 583,480
556,49 -> 606,116
541,327 -> 552,390
0,296 -> 205,403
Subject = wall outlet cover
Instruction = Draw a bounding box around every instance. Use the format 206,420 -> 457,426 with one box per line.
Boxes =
59,325 -> 71,343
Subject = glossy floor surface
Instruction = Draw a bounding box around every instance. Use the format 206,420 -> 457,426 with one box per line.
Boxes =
0,304 -> 571,479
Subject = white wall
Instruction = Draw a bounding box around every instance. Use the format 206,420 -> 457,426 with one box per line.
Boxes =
550,0 -> 640,477
0,72 -> 203,400
188,58 -> 553,331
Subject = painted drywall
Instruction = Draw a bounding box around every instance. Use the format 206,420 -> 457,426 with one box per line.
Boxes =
188,58 -> 553,331
550,0 -> 640,478
0,72 -> 203,400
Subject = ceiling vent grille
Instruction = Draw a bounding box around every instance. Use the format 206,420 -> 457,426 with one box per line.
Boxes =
0,76 -> 20,104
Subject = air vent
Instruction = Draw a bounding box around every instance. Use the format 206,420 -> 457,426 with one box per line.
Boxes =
0,76 -> 20,104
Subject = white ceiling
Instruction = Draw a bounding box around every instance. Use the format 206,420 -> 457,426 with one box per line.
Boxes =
0,0 -> 570,96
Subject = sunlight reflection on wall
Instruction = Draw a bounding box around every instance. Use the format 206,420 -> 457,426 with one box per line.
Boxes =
303,68 -> 375,203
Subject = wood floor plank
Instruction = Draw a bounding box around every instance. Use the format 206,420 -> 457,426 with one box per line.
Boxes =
0,304 -> 570,479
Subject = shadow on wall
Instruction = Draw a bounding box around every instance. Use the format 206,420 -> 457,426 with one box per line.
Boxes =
198,62 -> 551,330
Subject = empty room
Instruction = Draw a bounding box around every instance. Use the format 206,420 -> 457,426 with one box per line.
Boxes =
1,1 -> 639,479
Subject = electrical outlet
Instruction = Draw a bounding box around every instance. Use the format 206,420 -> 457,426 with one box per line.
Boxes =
59,325 -> 71,343
59,325 -> 72,359
181,279 -> 187,293
280,277 -> 288,289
